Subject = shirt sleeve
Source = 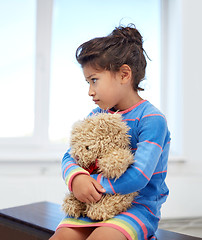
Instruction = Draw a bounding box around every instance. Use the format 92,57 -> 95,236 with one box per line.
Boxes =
91,115 -> 169,195
62,148 -> 90,191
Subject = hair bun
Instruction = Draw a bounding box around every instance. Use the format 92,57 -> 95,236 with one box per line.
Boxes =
111,24 -> 143,48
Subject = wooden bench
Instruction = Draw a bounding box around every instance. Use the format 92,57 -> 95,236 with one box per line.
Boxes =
0,201 -> 201,240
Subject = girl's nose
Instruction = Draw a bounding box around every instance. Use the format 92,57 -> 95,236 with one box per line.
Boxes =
88,84 -> 95,96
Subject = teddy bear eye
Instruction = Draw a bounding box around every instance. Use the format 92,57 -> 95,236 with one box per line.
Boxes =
85,146 -> 89,150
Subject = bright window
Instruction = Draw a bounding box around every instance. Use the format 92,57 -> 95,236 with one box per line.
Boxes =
0,0 -> 36,138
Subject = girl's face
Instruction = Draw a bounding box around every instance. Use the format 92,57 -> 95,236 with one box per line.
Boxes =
83,65 -> 126,110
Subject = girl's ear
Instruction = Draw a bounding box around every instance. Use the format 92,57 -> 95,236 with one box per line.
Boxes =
119,64 -> 132,84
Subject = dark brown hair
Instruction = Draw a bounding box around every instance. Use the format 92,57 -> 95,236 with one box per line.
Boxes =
76,24 -> 147,91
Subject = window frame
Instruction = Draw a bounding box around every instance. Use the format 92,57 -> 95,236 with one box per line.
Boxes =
160,0 -> 183,160
0,0 -> 64,161
0,0 -> 182,162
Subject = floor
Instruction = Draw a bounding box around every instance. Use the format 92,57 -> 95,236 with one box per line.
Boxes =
159,217 -> 202,238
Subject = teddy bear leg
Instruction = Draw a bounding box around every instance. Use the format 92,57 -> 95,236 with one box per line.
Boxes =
86,193 -> 137,221
62,192 -> 86,218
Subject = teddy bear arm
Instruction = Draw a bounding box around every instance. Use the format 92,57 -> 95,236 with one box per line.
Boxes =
62,192 -> 86,218
98,148 -> 134,179
86,192 -> 138,221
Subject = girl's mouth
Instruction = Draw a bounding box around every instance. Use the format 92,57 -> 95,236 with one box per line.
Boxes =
93,99 -> 99,104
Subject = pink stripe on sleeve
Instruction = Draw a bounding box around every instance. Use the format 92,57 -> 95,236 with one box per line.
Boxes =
122,117 -> 140,122
107,178 -> 116,194
144,140 -> 162,150
97,173 -> 102,184
153,170 -> 167,175
142,113 -> 166,120
63,163 -> 78,179
135,167 -> 150,181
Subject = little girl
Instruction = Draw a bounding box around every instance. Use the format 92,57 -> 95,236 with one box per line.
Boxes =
50,24 -> 170,240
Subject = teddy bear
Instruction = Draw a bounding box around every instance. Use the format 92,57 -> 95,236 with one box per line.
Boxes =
62,112 -> 138,221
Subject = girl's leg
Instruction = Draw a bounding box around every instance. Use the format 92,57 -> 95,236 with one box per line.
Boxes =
49,227 -> 95,240
87,227 -> 127,240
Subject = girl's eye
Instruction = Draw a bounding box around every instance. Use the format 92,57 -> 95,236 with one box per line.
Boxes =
91,78 -> 97,84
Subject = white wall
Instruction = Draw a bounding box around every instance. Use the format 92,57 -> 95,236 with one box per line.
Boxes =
0,161 -> 67,209
181,0 -> 202,172
161,0 -> 202,219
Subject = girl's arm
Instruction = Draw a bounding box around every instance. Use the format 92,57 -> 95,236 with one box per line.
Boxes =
62,149 -> 105,203
62,149 -> 90,191
91,115 -> 170,195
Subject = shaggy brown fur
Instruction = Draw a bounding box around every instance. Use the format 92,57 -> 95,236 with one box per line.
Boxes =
62,113 -> 138,221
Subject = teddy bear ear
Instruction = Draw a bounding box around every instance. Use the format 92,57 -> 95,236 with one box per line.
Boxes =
71,120 -> 83,131
92,113 -> 130,146
69,120 -> 85,142
105,113 -> 130,133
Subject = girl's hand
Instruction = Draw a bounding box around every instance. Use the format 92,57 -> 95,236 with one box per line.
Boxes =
72,174 -> 105,204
